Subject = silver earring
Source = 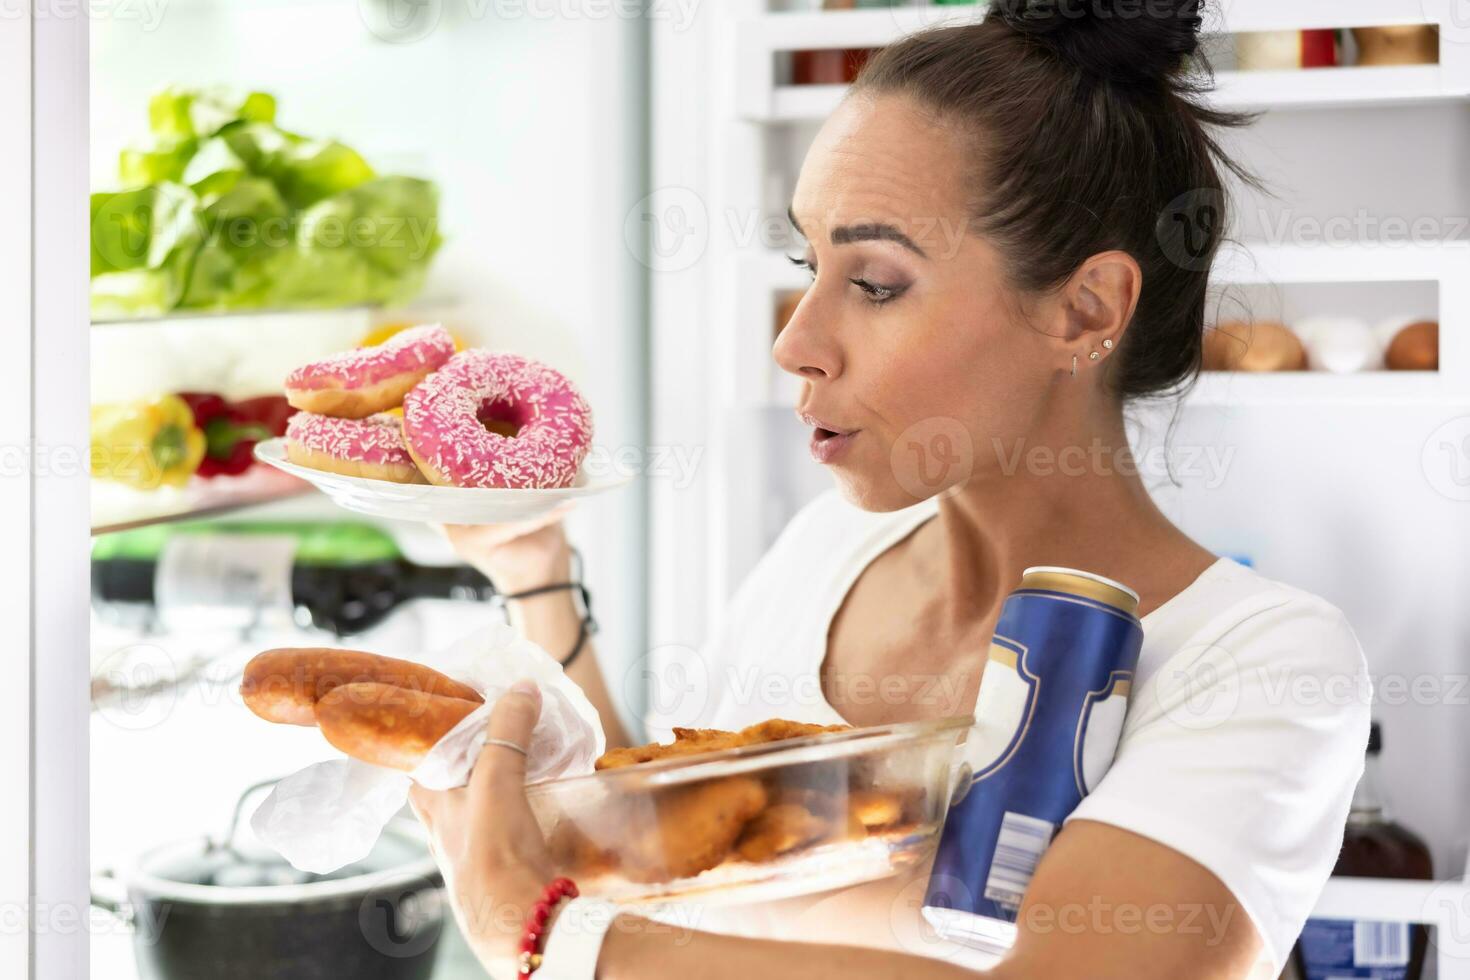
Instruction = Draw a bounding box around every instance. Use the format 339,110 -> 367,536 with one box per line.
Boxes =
1102,339 -> 1113,350
1071,354 -> 1077,377
1089,351 -> 1100,361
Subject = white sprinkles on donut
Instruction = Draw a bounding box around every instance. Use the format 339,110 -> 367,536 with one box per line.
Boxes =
402,351 -> 593,489
287,411 -> 417,467
285,324 -> 456,391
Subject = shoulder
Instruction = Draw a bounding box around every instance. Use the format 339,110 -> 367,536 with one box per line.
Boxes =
1128,560 -> 1372,814
1137,559 -> 1369,702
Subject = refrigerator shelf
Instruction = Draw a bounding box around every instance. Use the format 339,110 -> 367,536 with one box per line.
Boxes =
755,65 -> 1466,123
747,0 -> 1455,44
1213,64 -> 1464,113
90,298 -> 462,330
1182,370 -> 1449,407
91,467 -> 312,537
90,305 -> 379,328
736,1 -> 1470,123
1215,240 -> 1470,286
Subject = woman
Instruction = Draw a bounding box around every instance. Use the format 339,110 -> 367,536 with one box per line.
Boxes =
417,2 -> 1370,977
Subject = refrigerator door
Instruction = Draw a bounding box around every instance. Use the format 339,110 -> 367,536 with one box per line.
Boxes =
1,5 -> 90,980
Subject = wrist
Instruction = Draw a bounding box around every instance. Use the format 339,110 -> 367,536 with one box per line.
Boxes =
486,531 -> 573,595
502,588 -> 580,624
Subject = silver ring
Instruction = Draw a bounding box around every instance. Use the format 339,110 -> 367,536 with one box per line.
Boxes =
483,737 -> 528,756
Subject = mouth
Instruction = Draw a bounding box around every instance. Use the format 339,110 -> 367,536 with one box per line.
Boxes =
799,412 -> 860,464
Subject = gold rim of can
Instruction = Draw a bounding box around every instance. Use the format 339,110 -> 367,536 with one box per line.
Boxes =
1018,566 -> 1140,617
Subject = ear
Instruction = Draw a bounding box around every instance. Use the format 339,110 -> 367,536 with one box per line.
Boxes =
1059,250 -> 1141,349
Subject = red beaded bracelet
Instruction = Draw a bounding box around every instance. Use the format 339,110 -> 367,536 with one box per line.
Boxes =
517,876 -> 580,976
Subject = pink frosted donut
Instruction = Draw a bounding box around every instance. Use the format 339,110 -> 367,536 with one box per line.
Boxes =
402,351 -> 593,489
285,325 -> 455,419
285,411 -> 426,484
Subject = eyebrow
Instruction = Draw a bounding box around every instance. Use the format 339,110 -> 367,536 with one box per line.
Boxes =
787,206 -> 929,259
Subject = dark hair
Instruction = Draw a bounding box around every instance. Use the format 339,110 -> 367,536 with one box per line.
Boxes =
851,0 -> 1262,403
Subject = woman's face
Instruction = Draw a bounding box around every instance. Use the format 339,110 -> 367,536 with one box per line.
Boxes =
776,93 -> 1062,512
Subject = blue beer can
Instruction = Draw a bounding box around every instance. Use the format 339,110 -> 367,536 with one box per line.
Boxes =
922,566 -> 1144,952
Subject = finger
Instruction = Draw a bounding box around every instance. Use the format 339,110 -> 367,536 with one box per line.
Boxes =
469,680 -> 542,805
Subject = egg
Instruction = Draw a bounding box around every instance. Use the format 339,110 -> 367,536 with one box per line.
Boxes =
1351,26 -> 1439,67
1295,317 -> 1381,374
1384,321 -> 1439,371
1204,320 -> 1306,372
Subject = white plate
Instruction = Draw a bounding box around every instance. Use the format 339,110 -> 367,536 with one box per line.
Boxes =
254,438 -> 630,525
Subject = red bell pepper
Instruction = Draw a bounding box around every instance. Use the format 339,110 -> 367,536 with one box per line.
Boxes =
178,392 -> 295,478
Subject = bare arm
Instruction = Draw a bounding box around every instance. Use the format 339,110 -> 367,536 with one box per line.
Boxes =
443,516 -> 632,749
597,820 -> 1261,979
598,922 -> 977,980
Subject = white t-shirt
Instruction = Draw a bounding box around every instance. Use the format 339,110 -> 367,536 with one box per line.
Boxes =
645,489 -> 1372,975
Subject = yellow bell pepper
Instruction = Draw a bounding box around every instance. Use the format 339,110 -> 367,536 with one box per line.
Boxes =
361,321 -> 466,351
90,394 -> 206,490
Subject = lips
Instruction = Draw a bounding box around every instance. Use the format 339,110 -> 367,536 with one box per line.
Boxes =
798,410 -> 859,464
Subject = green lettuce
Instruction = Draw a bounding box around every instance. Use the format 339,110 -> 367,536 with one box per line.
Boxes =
90,183 -> 203,318
180,177 -> 293,309
91,87 -> 440,318
119,137 -> 197,187
148,86 -> 277,141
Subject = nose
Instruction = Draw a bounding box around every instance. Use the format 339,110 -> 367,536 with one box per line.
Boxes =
772,290 -> 841,382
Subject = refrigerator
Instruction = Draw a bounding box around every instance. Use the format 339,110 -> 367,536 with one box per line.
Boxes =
3,0 -> 1469,977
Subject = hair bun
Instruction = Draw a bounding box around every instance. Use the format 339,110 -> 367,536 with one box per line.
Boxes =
992,0 -> 1204,85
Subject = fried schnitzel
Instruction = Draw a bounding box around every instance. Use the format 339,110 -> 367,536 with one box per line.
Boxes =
594,719 -> 850,770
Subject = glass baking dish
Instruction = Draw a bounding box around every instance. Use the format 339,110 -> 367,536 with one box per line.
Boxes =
526,716 -> 973,905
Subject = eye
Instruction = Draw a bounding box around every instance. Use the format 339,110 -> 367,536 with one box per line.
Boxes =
849,277 -> 905,304
786,254 -> 815,280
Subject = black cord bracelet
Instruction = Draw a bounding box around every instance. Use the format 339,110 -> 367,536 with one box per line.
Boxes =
489,549 -> 598,670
